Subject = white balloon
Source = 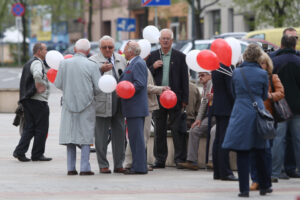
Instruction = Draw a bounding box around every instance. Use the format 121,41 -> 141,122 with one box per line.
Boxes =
143,25 -> 160,44
45,50 -> 64,70
185,50 -> 209,72
98,75 -> 117,93
225,37 -> 241,66
138,39 -> 151,59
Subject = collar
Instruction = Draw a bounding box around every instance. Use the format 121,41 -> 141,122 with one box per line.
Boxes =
74,52 -> 87,57
128,56 -> 138,64
161,49 -> 172,56
239,61 -> 261,68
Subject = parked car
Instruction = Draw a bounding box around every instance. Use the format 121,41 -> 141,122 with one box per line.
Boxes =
240,38 -> 279,53
212,32 -> 247,39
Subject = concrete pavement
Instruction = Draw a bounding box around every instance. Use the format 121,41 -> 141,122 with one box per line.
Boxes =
0,83 -> 300,200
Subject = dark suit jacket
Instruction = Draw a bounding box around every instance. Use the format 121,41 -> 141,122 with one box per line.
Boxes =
120,56 -> 149,118
211,64 -> 234,116
146,48 -> 189,109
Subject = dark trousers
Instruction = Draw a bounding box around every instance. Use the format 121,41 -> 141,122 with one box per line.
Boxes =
284,130 -> 296,174
250,148 -> 272,188
127,117 -> 147,173
14,99 -> 49,159
237,150 -> 269,193
213,116 -> 233,178
153,107 -> 187,164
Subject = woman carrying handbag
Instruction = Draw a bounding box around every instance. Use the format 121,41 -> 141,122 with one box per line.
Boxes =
249,52 -> 284,191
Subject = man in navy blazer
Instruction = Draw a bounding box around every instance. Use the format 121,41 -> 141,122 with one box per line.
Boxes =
211,64 -> 237,181
146,29 -> 189,168
120,41 -> 148,174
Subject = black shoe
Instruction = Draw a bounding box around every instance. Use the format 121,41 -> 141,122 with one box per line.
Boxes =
278,172 -> 289,179
238,192 -> 249,197
260,188 -> 273,196
221,175 -> 238,181
32,155 -> 52,161
152,163 -> 165,169
13,152 -> 30,162
90,148 -> 96,153
123,170 -> 147,175
271,177 -> 278,183
286,171 -> 300,178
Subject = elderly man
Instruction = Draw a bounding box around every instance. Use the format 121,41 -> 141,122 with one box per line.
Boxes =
13,42 -> 52,162
146,29 -> 189,168
89,36 -> 127,174
178,72 -> 216,170
120,41 -> 149,174
55,39 -> 101,176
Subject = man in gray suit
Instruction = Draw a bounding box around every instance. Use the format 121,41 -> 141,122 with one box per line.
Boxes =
89,36 -> 127,174
55,38 -> 101,176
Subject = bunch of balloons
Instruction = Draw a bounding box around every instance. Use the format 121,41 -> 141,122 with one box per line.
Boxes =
185,37 -> 242,74
46,51 -> 73,83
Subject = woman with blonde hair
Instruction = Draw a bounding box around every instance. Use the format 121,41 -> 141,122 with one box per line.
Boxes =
249,52 -> 284,191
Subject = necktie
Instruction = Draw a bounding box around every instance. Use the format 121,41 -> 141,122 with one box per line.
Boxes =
108,57 -> 118,81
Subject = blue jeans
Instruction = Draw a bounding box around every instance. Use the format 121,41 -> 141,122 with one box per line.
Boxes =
271,115 -> 300,178
67,144 -> 91,172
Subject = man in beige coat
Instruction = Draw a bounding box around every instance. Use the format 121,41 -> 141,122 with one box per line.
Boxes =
125,68 -> 169,169
89,36 -> 127,174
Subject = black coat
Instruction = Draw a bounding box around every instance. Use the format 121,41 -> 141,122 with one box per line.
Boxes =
211,65 -> 234,116
146,48 -> 189,109
272,48 -> 300,115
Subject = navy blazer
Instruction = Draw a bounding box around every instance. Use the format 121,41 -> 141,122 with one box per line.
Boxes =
120,56 -> 149,118
146,48 -> 189,109
211,64 -> 234,117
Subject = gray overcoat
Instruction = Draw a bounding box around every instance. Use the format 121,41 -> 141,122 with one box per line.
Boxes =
54,53 -> 101,145
89,52 -> 126,117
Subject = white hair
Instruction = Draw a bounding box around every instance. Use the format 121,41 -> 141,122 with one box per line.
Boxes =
127,41 -> 141,56
160,29 -> 174,39
99,35 -> 115,47
75,38 -> 91,51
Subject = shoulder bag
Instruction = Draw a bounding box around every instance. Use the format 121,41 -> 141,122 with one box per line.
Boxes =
269,75 -> 293,122
240,69 -> 276,140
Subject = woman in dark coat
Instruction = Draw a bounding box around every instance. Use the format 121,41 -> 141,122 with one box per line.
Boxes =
222,44 -> 271,197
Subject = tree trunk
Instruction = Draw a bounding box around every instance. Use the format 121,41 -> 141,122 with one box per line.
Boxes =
194,12 -> 202,39
20,0 -> 27,63
88,0 -> 93,41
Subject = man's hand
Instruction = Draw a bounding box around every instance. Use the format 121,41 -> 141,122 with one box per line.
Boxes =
191,120 -> 201,129
162,86 -> 170,92
100,62 -> 113,73
153,60 -> 163,69
35,82 -> 46,93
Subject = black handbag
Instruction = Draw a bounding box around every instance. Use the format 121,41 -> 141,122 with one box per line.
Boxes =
240,69 -> 276,140
269,75 -> 293,122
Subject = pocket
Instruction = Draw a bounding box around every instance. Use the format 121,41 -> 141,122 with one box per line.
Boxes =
95,93 -> 107,114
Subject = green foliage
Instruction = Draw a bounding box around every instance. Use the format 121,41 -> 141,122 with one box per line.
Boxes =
233,0 -> 300,28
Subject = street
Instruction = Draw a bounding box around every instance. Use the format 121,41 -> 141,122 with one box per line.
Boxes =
0,68 -> 299,200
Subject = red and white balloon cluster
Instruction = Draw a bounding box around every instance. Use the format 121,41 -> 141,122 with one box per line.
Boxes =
186,37 -> 241,76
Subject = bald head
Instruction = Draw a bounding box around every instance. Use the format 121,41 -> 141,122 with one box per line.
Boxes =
74,38 -> 91,55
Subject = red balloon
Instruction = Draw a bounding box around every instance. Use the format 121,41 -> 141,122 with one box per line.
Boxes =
116,81 -> 135,99
47,68 -> 57,83
196,50 -> 220,71
159,90 -> 177,109
64,54 -> 73,59
210,38 -> 232,67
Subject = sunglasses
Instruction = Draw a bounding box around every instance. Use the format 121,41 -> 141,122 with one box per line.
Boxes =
101,46 -> 114,49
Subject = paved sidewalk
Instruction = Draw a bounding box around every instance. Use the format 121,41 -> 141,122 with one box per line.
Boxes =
0,86 -> 299,200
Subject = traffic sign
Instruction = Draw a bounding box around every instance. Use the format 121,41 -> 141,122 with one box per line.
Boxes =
117,18 -> 136,32
142,0 -> 171,7
12,3 -> 25,17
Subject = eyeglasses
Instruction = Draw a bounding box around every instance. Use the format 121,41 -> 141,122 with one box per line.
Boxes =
101,46 -> 114,49
160,37 -> 172,41
199,74 -> 207,77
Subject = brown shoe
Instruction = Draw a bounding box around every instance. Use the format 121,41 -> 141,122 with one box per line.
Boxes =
250,182 -> 259,191
100,168 -> 111,174
178,162 -> 199,170
206,161 -> 213,169
67,170 -> 78,175
114,168 -> 127,173
79,171 -> 94,175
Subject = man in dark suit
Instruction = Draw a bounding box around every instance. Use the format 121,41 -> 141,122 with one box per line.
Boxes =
211,64 -> 237,181
146,29 -> 189,168
120,41 -> 149,174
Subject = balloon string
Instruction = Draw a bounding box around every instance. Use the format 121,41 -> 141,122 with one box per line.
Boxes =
216,69 -> 232,76
218,66 -> 233,75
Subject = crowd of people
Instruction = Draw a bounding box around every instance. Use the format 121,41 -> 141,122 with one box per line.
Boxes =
13,27 -> 300,197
